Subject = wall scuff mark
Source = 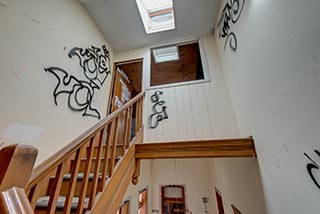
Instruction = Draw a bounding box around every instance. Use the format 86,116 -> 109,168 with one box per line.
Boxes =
217,0 -> 245,51
45,45 -> 111,119
149,90 -> 168,129
0,2 -> 6,7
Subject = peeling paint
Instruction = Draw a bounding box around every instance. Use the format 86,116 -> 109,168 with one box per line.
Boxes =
2,123 -> 44,142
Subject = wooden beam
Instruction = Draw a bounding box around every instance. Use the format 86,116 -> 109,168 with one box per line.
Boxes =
135,137 -> 256,159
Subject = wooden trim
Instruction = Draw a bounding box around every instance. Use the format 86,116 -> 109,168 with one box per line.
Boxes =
135,137 -> 256,159
106,62 -> 118,116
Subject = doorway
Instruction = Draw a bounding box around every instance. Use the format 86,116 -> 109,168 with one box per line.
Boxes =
138,188 -> 148,214
107,59 -> 143,146
108,59 -> 143,114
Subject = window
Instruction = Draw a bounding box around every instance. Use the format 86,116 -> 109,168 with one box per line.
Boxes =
150,41 -> 206,87
153,46 -> 179,63
136,0 -> 175,34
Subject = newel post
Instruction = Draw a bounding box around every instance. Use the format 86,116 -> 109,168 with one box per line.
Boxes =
0,144 -> 38,214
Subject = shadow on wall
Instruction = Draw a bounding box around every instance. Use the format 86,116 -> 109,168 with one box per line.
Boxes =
210,158 -> 267,214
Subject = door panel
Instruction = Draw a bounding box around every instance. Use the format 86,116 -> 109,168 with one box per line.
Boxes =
110,68 -> 132,147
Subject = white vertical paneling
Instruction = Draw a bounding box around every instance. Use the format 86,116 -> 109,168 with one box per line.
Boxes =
174,86 -> 187,140
204,82 -> 223,138
159,88 -> 170,142
188,84 -> 204,139
181,85 -> 196,140
116,34 -> 240,143
198,84 -> 215,139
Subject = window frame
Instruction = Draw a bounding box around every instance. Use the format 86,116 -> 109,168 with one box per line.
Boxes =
147,37 -> 211,90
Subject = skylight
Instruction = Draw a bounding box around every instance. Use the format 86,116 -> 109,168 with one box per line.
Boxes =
152,46 -> 179,63
136,0 -> 175,34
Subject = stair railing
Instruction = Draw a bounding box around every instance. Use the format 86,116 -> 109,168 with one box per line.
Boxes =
26,91 -> 144,214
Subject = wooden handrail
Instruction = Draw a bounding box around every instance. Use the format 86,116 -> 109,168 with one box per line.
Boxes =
25,91 -> 145,214
28,91 -> 145,187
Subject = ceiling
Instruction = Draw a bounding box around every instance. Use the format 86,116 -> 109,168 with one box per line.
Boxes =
79,0 -> 221,52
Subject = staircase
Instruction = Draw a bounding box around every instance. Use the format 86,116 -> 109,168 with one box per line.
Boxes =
0,90 -> 257,214
0,92 -> 144,214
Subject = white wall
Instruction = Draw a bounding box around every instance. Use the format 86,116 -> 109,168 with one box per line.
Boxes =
209,158 -> 267,214
215,0 -> 320,213
149,159 -> 215,214
116,34 -> 267,214
0,0 -> 114,164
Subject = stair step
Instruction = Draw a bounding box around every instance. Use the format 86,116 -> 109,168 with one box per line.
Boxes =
36,195 -> 89,213
47,172 -> 106,197
47,156 -> 121,197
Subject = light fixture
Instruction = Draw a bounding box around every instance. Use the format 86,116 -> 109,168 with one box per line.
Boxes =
202,197 -> 208,213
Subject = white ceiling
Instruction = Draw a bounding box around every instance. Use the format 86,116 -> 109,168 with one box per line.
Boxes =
80,0 -> 221,51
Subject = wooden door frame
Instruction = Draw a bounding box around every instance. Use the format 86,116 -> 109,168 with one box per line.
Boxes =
106,58 -> 144,116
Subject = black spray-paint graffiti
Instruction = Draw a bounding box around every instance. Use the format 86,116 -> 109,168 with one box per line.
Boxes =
217,0 -> 245,51
45,45 -> 111,119
304,150 -> 320,189
149,91 -> 168,129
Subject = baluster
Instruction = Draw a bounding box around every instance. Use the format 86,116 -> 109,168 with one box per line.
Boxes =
139,97 -> 143,130
63,148 -> 82,214
46,161 -> 67,214
27,185 -> 40,210
135,100 -> 140,136
109,117 -> 119,176
125,106 -> 133,148
76,138 -> 94,214
99,121 -> 116,191
88,128 -> 106,208
122,108 -> 130,153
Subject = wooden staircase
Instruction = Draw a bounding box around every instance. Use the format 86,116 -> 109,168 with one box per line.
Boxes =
0,90 -> 257,214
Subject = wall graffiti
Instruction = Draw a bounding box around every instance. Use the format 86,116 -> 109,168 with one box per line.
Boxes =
304,150 -> 320,189
217,0 -> 245,51
45,45 -> 111,119
149,90 -> 168,129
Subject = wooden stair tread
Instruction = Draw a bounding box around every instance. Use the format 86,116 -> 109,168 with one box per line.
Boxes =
36,195 -> 89,211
